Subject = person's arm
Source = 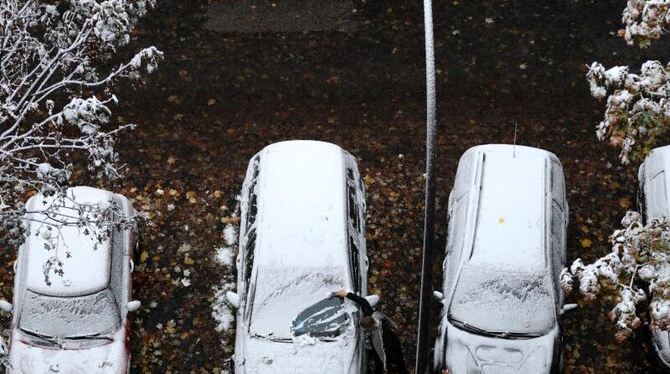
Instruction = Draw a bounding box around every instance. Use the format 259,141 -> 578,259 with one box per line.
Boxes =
334,289 -> 374,316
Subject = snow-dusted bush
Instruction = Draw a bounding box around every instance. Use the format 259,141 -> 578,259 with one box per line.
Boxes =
587,0 -> 670,162
621,0 -> 670,47
586,61 -> 670,164
561,211 -> 670,341
0,0 -> 162,247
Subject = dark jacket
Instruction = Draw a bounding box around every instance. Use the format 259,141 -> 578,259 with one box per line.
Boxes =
345,293 -> 408,374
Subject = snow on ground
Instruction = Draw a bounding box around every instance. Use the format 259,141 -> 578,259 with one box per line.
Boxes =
212,224 -> 238,337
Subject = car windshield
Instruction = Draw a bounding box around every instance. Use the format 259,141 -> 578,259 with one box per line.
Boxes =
19,289 -> 121,339
449,265 -> 555,335
249,267 -> 348,340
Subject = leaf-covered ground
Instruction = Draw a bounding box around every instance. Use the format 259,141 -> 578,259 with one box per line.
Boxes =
3,0 -> 670,372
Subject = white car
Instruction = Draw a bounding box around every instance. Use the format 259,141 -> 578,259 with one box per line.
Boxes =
432,145 -> 570,374
0,187 -> 140,373
226,140 -> 375,373
638,145 -> 670,368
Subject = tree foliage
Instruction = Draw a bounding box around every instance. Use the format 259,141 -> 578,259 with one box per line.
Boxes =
587,1 -> 670,163
586,61 -> 670,164
0,0 -> 162,247
562,212 -> 670,341
621,0 -> 670,48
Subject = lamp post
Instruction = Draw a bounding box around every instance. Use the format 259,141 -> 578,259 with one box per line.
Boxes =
414,0 -> 437,372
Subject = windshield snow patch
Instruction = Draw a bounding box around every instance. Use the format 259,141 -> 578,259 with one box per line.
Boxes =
292,296 -> 349,338
250,268 -> 347,339
450,265 -> 555,335
19,289 -> 120,338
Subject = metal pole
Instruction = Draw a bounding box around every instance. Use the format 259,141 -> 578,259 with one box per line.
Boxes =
415,0 -> 437,371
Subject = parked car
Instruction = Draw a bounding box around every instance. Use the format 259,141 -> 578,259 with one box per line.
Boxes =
226,140 -> 375,373
0,186 -> 140,373
638,145 -> 670,368
432,144 -> 570,374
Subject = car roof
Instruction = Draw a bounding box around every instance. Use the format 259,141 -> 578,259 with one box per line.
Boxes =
465,145 -> 551,271
23,187 -> 114,297
253,141 -> 351,270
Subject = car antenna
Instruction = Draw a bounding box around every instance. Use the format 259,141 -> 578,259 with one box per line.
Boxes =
415,0 -> 437,371
513,122 -> 518,158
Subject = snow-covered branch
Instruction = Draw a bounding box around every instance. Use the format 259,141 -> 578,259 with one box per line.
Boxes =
586,61 -> 670,164
562,211 -> 670,341
0,0 -> 162,248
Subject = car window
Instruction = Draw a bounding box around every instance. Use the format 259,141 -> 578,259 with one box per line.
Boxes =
19,289 -> 121,339
245,158 -> 260,231
244,229 -> 257,288
638,187 -> 648,222
247,192 -> 258,230
452,152 -> 475,204
446,195 -> 467,265
550,202 -> 564,252
551,162 -> 566,207
110,227 -> 125,310
444,196 -> 468,292
648,171 -> 668,219
550,236 -> 564,303
349,236 -> 361,293
346,168 -> 361,233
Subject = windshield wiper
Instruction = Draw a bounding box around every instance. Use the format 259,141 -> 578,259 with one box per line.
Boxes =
448,317 -> 498,338
20,329 -> 63,348
67,333 -> 114,342
448,317 -> 543,340
499,331 -> 543,339
251,333 -> 292,343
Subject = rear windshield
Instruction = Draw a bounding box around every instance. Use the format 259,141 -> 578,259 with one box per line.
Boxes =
449,265 -> 555,335
20,289 -> 121,338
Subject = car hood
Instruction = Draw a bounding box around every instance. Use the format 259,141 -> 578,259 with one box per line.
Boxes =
444,320 -> 558,374
238,333 -> 360,374
8,332 -> 128,374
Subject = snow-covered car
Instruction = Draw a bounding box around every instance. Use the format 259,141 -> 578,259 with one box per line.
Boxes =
432,145 -> 570,374
225,140 -> 374,373
0,187 -> 141,373
638,145 -> 670,368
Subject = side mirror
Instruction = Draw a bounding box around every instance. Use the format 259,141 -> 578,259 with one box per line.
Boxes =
0,299 -> 12,313
365,294 -> 379,307
226,292 -> 240,309
560,303 -> 577,315
127,300 -> 141,312
432,290 -> 444,302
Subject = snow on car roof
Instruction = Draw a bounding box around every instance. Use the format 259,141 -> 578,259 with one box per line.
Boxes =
467,145 -> 551,271
24,187 -> 114,297
254,141 -> 350,271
